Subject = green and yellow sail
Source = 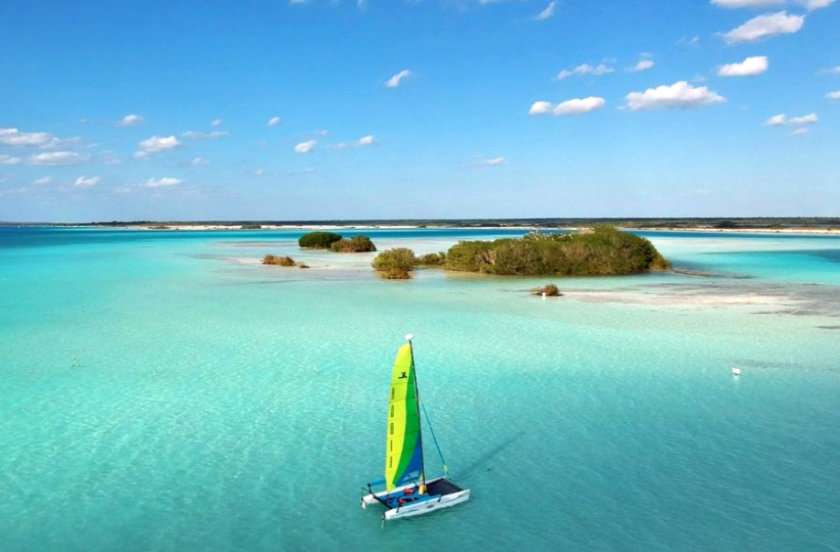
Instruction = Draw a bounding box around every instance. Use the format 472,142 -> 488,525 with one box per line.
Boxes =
385,341 -> 425,492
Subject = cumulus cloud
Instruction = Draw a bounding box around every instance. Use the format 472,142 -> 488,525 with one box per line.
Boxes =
0,154 -> 22,165
792,128 -> 809,135
385,69 -> 412,88
294,140 -> 317,154
181,130 -> 230,139
626,55 -> 655,72
211,118 -> 222,127
805,0 -> 836,9
826,90 -> 840,99
117,114 -> 144,127
32,176 -> 52,185
765,112 -> 818,125
0,127 -> 65,149
718,55 -> 769,76
819,65 -> 840,74
535,1 -> 557,20
556,63 -> 613,80
267,116 -> 282,127
722,11 -> 804,44
329,135 -> 377,150
27,151 -> 89,165
74,175 -> 100,187
529,97 -> 606,115
712,0 -> 785,7
134,136 -> 182,159
625,81 -> 725,111
189,157 -> 209,166
145,177 -> 182,188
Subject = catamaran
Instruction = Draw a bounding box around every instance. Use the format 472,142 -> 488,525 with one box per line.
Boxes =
361,334 -> 470,520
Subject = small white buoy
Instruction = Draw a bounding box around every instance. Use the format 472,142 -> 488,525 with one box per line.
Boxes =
732,367 -> 741,376
405,333 -> 414,341
542,292 -> 547,298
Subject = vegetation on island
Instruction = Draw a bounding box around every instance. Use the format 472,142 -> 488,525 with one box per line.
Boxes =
262,255 -> 297,267
330,235 -> 376,252
372,248 -> 418,279
417,252 -> 446,266
298,231 -> 343,249
532,284 -> 562,296
444,226 -> 670,276
298,231 -> 377,252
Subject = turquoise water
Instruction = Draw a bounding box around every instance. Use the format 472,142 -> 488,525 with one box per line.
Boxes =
2,227 -> 839,551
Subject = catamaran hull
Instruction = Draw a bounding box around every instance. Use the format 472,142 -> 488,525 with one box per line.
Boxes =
361,478 -> 470,520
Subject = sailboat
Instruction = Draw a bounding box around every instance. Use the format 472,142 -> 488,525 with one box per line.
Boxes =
361,334 -> 470,520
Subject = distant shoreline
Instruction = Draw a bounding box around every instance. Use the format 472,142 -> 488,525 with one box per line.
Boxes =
3,220 -> 840,236
79,223 -> 840,236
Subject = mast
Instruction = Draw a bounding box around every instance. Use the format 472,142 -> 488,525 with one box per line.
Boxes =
406,334 -> 427,494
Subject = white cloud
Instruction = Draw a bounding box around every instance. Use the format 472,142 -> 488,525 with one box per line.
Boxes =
722,11 -> 804,44
556,63 -> 614,80
31,176 -> 52,185
117,114 -> 144,127
294,140 -> 317,154
819,65 -> 840,74
74,175 -> 100,187
535,1 -> 557,21
267,116 -> 282,127
470,157 -> 506,167
181,130 -> 229,139
0,127 -> 63,148
805,0 -> 836,10
145,177 -> 182,188
677,35 -> 700,47
255,169 -> 266,176
718,55 -> 769,76
330,135 -> 377,150
712,0 -> 785,7
626,56 -> 655,72
134,136 -> 182,159
385,69 -> 412,88
211,118 -> 222,127
625,81 -> 725,111
529,97 -> 606,116
792,128 -> 809,135
826,90 -> 840,99
0,154 -> 22,165
189,157 -> 209,166
789,113 -> 818,124
765,114 -> 788,125
765,112 -> 818,125
27,151 -> 89,165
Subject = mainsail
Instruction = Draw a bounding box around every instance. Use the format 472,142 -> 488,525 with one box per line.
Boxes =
385,342 -> 425,492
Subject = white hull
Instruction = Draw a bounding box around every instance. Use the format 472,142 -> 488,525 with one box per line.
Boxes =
361,478 -> 470,520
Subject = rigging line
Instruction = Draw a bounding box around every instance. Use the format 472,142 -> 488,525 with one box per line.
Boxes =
421,401 -> 449,476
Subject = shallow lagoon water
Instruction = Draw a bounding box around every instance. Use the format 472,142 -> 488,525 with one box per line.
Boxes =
1,227 -> 839,551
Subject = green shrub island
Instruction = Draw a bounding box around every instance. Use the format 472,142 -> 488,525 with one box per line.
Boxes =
532,284 -> 562,296
417,251 -> 446,266
444,226 -> 670,276
372,248 -> 418,279
298,231 -> 343,249
298,231 -> 377,252
262,254 -> 297,267
330,235 -> 377,253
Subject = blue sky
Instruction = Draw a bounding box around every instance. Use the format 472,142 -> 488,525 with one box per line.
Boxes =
1,0 -> 838,222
